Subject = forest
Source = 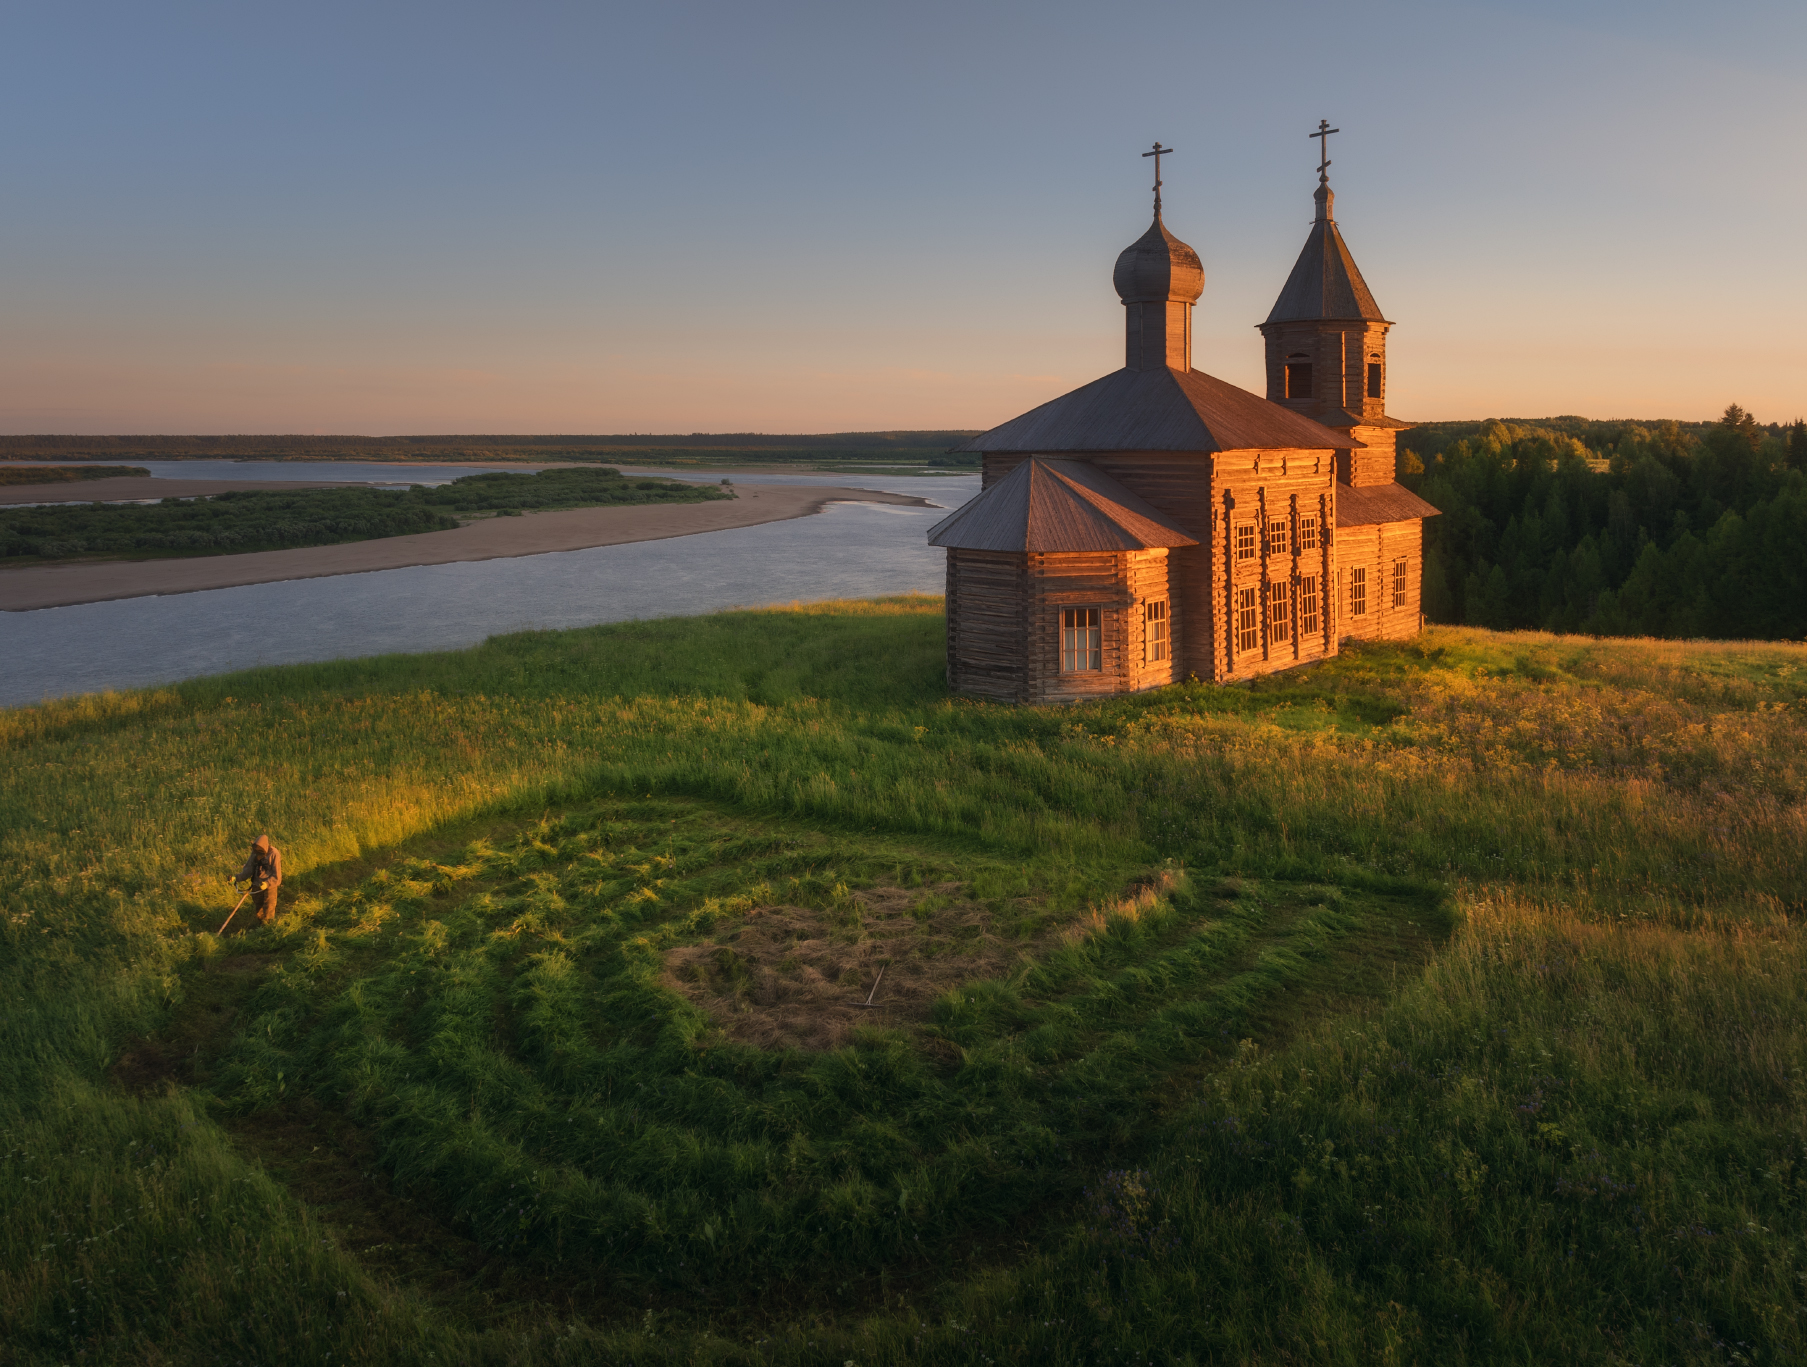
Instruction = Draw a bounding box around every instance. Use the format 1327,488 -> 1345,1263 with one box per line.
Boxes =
1401,407 -> 1807,640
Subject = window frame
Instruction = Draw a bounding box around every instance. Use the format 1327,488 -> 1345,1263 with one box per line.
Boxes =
1268,581 -> 1290,642
1299,574 -> 1320,636
1234,522 -> 1257,561
1392,556 -> 1409,608
1285,358 -> 1313,400
1298,514 -> 1319,552
1143,599 -> 1169,664
1234,587 -> 1259,653
1267,516 -> 1290,556
1366,360 -> 1383,400
1060,606 -> 1102,673
1350,565 -> 1368,617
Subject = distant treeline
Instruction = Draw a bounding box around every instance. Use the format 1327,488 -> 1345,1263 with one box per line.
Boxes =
0,432 -> 981,466
0,467 -> 725,563
1400,407 -> 1807,640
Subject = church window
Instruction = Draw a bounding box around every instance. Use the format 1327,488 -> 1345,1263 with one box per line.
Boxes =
1350,566 -> 1368,617
1300,575 -> 1320,635
1267,517 -> 1289,554
1366,361 -> 1383,399
1269,583 -> 1290,641
1235,588 -> 1259,653
1061,607 -> 1101,672
1144,600 -> 1168,663
1392,557 -> 1409,608
1286,359 -> 1313,399
1299,514 -> 1319,551
1234,522 -> 1257,561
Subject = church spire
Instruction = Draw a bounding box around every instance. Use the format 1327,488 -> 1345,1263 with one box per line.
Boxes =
1115,142 -> 1203,371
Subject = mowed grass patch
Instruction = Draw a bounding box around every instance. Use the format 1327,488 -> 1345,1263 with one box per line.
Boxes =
177,796 -> 1444,1310
2,602 -> 1805,1363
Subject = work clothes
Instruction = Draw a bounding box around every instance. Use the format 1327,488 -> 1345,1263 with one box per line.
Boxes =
237,838 -> 284,926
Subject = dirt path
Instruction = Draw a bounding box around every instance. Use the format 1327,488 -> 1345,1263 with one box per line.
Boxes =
0,484 -> 933,611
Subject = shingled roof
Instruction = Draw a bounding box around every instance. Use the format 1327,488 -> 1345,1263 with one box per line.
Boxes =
1335,481 -> 1441,527
1265,189 -> 1387,324
926,457 -> 1198,553
960,365 -> 1357,454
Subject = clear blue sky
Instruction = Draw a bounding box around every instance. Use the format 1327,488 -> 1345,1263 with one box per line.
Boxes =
1,0 -> 1801,434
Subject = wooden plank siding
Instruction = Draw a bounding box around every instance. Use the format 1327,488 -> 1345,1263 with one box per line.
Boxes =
945,549 -> 1027,701
1338,518 -> 1425,642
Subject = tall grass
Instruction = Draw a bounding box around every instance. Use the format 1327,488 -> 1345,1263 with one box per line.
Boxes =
1,600 -> 1803,1363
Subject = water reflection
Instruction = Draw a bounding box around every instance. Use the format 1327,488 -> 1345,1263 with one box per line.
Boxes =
0,476 -> 977,707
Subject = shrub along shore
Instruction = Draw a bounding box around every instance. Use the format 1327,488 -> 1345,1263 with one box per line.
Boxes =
2,600 -> 1803,1364
0,466 -> 728,564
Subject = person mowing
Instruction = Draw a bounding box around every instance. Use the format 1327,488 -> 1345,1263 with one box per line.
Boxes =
235,833 -> 284,927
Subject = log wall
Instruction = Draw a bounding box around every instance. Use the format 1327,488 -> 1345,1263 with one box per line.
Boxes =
1337,518 -> 1425,643
944,549 -> 1028,700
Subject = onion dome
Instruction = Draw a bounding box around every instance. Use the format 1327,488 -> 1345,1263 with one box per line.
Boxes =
1113,216 -> 1204,305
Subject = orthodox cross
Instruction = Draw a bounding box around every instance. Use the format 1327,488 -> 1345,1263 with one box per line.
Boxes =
1142,141 -> 1174,215
1310,119 -> 1339,184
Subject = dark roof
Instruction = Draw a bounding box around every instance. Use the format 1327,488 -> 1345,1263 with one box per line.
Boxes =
961,366 -> 1357,454
1316,407 -> 1412,431
1266,210 -> 1386,324
1113,215 -> 1203,304
926,457 -> 1198,553
1336,482 -> 1441,527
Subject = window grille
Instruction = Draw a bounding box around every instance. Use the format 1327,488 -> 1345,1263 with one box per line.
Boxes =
1235,588 -> 1259,653
1267,517 -> 1290,554
1269,583 -> 1290,641
1061,607 -> 1101,672
1300,575 -> 1320,635
1234,523 -> 1257,561
1144,600 -> 1168,663
1298,515 -> 1319,551
1392,557 -> 1409,608
1350,565 -> 1368,617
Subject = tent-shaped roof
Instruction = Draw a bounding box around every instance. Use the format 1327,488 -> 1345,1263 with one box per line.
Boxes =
1335,481 -> 1442,527
960,366 -> 1357,455
1265,198 -> 1387,324
927,457 -> 1198,553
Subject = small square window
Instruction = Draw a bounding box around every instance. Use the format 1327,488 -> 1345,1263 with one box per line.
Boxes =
1144,600 -> 1168,663
1235,587 -> 1259,653
1300,575 -> 1320,635
1299,515 -> 1319,551
1061,607 -> 1101,672
1267,517 -> 1289,554
1350,565 -> 1368,617
1392,557 -> 1409,608
1234,523 -> 1257,561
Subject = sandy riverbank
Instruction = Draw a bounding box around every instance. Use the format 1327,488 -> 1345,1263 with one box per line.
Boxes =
0,484 -> 932,611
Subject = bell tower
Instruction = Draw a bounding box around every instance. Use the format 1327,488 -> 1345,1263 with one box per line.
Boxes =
1257,121 -> 1408,485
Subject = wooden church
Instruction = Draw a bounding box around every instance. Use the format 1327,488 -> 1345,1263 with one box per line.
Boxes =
927,133 -> 1439,703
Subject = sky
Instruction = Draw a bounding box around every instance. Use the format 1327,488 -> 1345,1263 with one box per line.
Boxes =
1,0 -> 1802,436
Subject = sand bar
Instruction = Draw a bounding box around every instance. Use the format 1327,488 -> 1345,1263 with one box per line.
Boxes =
0,476 -> 378,505
0,484 -> 932,611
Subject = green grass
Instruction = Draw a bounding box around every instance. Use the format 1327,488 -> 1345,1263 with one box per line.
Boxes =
0,466 -> 727,563
1,601 -> 1803,1363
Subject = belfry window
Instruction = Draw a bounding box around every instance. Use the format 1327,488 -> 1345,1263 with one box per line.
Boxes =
1366,360 -> 1383,399
1144,600 -> 1169,663
1286,357 -> 1313,399
1061,607 -> 1102,672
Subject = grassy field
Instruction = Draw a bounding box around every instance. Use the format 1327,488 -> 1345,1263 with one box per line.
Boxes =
2,601 -> 1803,1364
0,467 -> 728,564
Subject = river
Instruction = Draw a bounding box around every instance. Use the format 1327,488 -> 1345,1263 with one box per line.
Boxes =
0,465 -> 977,707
